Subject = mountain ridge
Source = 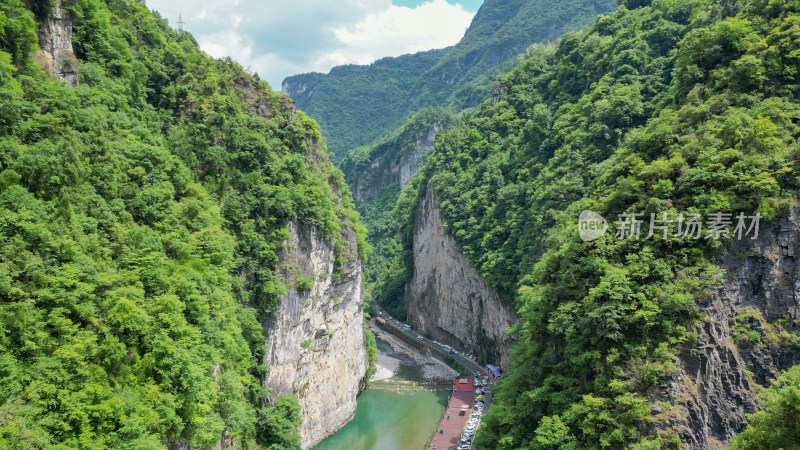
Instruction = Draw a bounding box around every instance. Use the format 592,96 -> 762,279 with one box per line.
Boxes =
283,0 -> 618,163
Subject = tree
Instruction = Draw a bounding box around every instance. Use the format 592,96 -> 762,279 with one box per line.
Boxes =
730,365 -> 800,449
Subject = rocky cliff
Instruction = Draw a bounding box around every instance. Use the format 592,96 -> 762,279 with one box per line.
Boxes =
341,109 -> 452,204
352,123 -> 440,203
33,0 -> 78,86
263,222 -> 368,449
406,184 -> 517,369
651,206 -> 800,447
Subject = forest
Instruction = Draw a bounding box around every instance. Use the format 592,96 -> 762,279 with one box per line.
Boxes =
3,0 -> 800,447
385,0 -> 800,447
0,0 -> 365,447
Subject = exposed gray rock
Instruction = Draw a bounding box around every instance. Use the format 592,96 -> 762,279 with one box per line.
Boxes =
34,0 -> 78,86
652,206 -> 800,448
398,125 -> 438,190
282,80 -> 311,96
263,222 -> 368,449
349,122 -> 443,203
491,81 -> 508,106
405,184 -> 517,369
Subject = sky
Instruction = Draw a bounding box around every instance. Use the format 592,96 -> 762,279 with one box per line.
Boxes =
145,0 -> 483,90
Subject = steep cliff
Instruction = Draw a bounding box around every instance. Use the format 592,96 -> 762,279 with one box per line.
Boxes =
33,0 -> 78,86
652,206 -> 800,447
402,0 -> 800,446
347,123 -> 436,202
406,184 -> 516,369
341,108 -> 453,204
264,222 -> 368,449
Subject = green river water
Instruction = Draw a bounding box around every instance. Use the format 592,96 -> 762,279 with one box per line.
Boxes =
313,339 -> 449,450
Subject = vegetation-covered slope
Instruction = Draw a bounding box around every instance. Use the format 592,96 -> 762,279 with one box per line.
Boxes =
283,0 -> 618,163
0,0 -> 363,447
730,365 -> 800,448
393,0 -> 800,447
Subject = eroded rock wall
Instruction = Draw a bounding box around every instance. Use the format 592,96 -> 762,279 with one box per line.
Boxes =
405,184 -> 516,369
34,0 -> 78,86
351,123 -> 441,203
653,206 -> 800,448
263,222 -> 367,449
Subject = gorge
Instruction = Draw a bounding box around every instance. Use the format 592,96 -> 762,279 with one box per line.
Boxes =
1,0 -> 800,448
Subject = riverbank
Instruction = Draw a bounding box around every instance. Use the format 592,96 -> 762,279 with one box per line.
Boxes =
313,323 -> 453,450
369,319 -> 457,382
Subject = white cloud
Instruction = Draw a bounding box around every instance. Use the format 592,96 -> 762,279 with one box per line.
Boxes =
328,0 -> 473,65
197,31 -> 250,62
146,0 -> 475,88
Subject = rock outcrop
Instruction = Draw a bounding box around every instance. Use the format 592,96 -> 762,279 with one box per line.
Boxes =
33,0 -> 78,86
406,184 -> 517,369
263,222 -> 368,449
348,121 -> 444,203
652,206 -> 800,447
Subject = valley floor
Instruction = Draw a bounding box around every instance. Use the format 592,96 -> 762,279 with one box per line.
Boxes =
369,320 -> 458,382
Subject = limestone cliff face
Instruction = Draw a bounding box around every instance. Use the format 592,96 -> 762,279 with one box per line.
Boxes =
651,206 -> 800,448
263,222 -> 368,449
349,122 -> 442,203
282,79 -> 312,96
33,0 -> 78,86
406,184 -> 517,369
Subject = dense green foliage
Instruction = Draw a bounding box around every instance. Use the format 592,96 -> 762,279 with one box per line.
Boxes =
730,365 -> 800,449
360,184 -> 407,320
284,0 -> 618,163
283,50 -> 443,162
390,0 -> 800,447
340,108 -> 454,178
0,0 -> 364,447
364,319 -> 378,383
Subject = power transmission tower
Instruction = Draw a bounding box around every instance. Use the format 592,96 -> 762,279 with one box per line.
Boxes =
177,13 -> 184,32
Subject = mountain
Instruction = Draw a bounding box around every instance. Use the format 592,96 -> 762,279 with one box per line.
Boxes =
338,108 -> 455,321
331,0 -> 621,339
388,0 -> 800,447
282,0 -> 618,163
0,0 -> 369,448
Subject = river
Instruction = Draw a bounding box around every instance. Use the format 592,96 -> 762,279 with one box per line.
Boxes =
313,338 -> 450,450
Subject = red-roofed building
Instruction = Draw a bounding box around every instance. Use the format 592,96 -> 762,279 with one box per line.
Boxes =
453,376 -> 474,392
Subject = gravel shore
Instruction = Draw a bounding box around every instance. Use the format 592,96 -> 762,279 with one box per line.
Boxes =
369,320 -> 457,382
